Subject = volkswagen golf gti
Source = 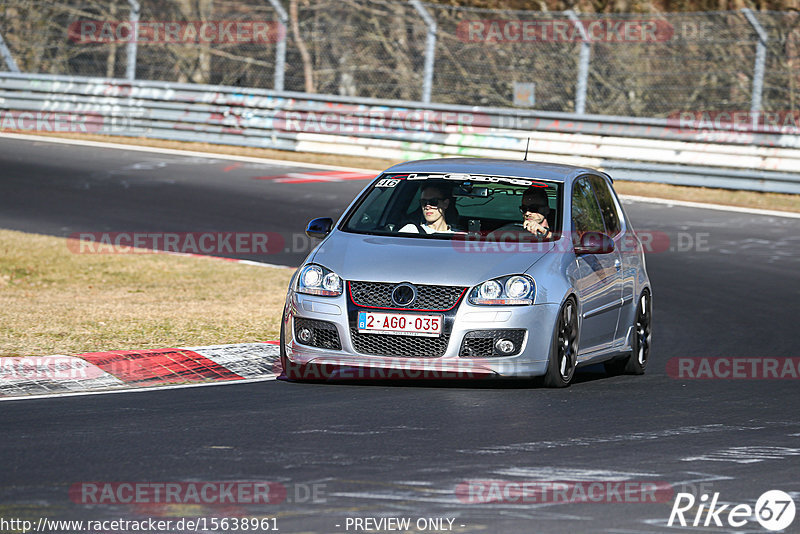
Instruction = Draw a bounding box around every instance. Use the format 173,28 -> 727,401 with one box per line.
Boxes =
280,158 -> 652,387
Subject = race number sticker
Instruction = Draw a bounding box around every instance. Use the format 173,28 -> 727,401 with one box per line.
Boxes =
375,178 -> 400,188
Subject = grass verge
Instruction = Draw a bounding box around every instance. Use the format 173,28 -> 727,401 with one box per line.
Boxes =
19,131 -> 800,214
0,229 -> 294,357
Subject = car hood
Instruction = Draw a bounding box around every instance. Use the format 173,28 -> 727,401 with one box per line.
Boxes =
309,231 -> 554,286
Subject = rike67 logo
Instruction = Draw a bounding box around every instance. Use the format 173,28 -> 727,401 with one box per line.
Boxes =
668,490 -> 795,531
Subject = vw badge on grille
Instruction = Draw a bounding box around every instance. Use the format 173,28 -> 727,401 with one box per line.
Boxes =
391,283 -> 417,307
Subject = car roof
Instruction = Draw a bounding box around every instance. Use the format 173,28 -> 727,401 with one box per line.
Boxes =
382,158 -> 609,183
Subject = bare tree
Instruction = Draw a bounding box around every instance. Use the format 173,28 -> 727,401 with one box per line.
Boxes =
173,0 -> 213,83
290,0 -> 315,93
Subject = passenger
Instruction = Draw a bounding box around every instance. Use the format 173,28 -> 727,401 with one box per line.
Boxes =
399,184 -> 458,234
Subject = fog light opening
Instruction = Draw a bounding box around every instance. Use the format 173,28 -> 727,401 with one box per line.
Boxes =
297,327 -> 313,344
495,338 -> 515,355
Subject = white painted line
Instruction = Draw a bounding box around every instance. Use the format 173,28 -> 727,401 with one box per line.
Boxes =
682,446 -> 800,464
236,259 -> 293,269
491,467 -> 661,481
162,250 -> 294,270
0,374 -> 278,403
0,132 -> 380,173
619,194 -> 800,219
5,132 -> 797,218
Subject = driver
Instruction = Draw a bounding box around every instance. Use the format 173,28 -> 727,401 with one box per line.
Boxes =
518,186 -> 552,238
488,186 -> 553,240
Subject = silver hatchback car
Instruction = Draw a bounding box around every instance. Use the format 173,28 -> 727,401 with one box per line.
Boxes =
280,158 -> 652,387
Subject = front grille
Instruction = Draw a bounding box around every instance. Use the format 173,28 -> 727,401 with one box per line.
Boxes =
460,329 -> 526,357
350,327 -> 450,357
294,318 -> 342,350
349,281 -> 466,311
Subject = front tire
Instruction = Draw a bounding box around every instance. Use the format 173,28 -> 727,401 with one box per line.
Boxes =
279,305 -> 294,379
543,298 -> 579,388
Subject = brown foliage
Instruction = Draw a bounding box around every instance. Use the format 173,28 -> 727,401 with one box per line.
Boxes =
424,0 -> 800,12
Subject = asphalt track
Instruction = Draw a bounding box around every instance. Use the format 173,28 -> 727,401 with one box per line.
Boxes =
1,136 -> 799,533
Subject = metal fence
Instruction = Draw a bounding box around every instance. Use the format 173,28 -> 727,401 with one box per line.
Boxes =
3,72 -> 799,193
2,1 -> 800,118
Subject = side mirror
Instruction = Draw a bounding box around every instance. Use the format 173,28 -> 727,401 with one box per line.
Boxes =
574,231 -> 615,255
305,217 -> 334,239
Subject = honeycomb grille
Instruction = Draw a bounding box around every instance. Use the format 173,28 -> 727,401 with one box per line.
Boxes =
349,281 -> 466,311
460,329 -> 526,357
294,318 -> 342,350
350,328 -> 449,357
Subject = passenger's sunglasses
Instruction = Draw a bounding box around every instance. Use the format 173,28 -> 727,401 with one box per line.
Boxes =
520,204 -> 551,215
419,197 -> 446,207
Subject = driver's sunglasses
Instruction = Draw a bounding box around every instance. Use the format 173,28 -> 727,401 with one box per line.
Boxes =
419,197 -> 446,207
520,204 -> 551,215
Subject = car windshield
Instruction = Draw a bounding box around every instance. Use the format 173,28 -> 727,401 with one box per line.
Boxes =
341,173 -> 562,241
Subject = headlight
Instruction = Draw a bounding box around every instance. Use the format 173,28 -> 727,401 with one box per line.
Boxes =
505,276 -> 532,299
469,275 -> 535,305
297,264 -> 342,296
479,280 -> 502,300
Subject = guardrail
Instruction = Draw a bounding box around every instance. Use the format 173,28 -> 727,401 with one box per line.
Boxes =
1,72 -> 799,194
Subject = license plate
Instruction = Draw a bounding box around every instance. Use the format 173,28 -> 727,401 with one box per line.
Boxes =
357,311 -> 442,337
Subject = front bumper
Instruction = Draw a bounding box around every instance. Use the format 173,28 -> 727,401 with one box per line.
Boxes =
282,290 -> 559,379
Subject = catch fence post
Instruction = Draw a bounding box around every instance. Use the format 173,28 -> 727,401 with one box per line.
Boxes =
742,8 -> 768,125
267,0 -> 288,91
410,0 -> 437,103
126,0 -> 140,80
567,10 -> 590,115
